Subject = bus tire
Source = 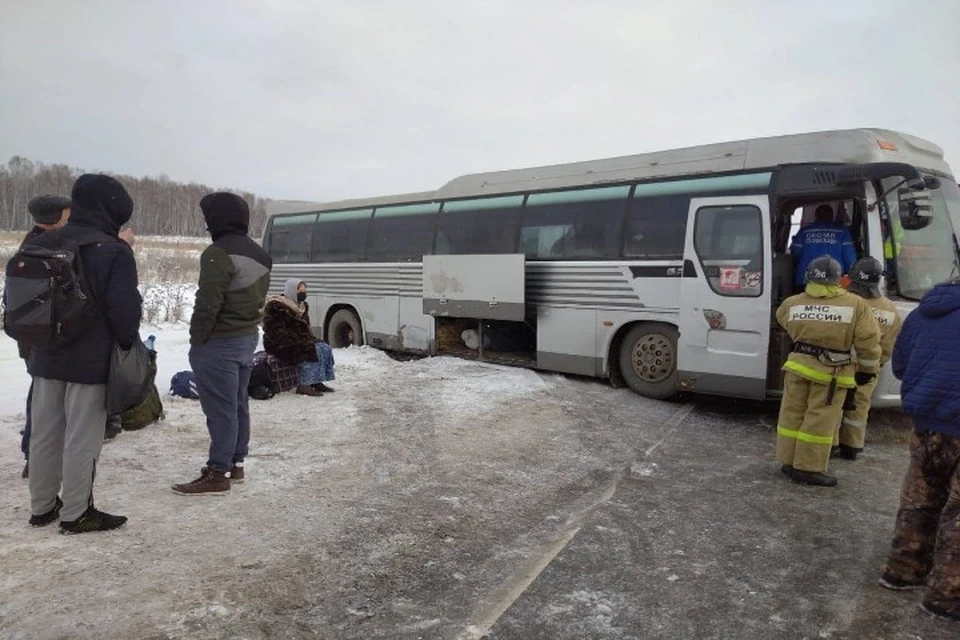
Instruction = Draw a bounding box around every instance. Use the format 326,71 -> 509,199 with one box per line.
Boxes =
618,324 -> 679,400
328,309 -> 364,348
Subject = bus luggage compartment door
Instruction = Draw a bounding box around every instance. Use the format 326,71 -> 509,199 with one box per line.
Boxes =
422,254 -> 526,321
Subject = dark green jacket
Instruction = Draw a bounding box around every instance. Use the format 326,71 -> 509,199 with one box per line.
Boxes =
190,234 -> 272,345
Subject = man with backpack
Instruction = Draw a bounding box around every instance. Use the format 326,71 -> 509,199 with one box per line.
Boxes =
11,174 -> 142,534
172,192 -> 272,496
16,195 -> 71,479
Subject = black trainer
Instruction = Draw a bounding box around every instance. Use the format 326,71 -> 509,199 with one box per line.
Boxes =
59,507 -> 128,534
878,573 -> 925,591
29,496 -> 63,527
791,470 -> 838,487
920,601 -> 960,621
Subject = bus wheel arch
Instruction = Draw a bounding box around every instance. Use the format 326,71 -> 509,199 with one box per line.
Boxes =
611,322 -> 679,400
326,306 -> 365,348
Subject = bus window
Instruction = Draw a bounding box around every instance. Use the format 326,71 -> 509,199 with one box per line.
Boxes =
269,213 -> 317,263
368,202 -> 440,261
436,195 -> 522,254
694,205 -> 763,297
519,185 -> 629,259
312,209 -> 372,262
624,195 -> 689,259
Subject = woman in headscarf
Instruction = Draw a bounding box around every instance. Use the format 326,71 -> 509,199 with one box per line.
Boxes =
262,279 -> 336,396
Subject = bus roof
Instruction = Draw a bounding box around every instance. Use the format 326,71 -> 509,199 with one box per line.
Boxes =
268,128 -> 951,216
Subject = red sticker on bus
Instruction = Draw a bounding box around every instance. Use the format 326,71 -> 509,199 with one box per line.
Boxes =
719,267 -> 742,290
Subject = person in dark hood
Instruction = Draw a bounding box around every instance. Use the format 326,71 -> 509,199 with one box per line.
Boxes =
173,193 -> 272,496
26,174 -> 142,534
879,279 -> 960,621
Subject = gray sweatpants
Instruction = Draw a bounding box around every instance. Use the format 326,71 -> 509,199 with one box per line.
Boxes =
29,378 -> 107,521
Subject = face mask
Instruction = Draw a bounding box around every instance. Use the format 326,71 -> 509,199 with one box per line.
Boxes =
297,291 -> 307,303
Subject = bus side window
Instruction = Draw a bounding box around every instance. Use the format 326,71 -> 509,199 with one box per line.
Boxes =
436,195 -> 522,255
269,213 -> 317,263
368,203 -> 440,262
624,195 -> 689,259
519,186 -> 628,259
312,209 -> 372,262
694,205 -> 763,297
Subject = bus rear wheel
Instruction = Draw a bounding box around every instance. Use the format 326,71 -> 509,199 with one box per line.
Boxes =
328,309 -> 363,348
618,324 -> 678,400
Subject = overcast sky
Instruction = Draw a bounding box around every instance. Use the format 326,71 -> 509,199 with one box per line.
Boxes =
1,0 -> 957,203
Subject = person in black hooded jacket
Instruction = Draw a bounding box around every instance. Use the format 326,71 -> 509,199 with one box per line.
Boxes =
172,192 -> 272,496
26,174 -> 142,534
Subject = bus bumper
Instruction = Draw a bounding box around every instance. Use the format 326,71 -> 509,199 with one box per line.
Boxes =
870,364 -> 901,409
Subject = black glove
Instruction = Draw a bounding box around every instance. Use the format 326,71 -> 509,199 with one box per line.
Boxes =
842,390 -> 857,412
854,371 -> 876,386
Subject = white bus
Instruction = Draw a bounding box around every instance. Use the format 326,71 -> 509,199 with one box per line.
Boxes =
263,129 -> 959,406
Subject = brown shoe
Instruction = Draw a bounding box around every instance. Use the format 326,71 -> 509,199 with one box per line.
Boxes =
312,382 -> 335,393
172,467 -> 230,496
229,463 -> 245,483
296,385 -> 323,397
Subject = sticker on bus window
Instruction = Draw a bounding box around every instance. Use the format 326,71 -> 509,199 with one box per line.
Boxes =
743,271 -> 762,288
719,267 -> 742,290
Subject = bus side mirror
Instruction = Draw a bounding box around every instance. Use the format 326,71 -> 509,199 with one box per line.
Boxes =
898,188 -> 933,230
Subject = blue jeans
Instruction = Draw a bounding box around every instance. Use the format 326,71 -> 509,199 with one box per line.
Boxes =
189,333 -> 259,473
299,342 -> 336,385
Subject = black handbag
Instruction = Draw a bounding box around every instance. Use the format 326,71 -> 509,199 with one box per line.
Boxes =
107,340 -> 157,414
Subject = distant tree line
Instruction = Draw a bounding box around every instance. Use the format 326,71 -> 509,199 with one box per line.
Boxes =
0,156 -> 270,237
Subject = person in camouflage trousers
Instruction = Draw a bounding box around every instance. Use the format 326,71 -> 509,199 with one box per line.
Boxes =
879,279 -> 960,622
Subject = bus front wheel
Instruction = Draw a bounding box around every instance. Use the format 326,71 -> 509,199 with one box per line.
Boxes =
618,324 -> 678,400
328,309 -> 364,348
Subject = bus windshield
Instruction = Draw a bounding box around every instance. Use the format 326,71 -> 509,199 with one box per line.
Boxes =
886,177 -> 960,300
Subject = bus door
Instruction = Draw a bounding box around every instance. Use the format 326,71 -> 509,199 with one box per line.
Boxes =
678,195 -> 772,399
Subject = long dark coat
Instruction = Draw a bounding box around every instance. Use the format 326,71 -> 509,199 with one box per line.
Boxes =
262,297 -> 319,365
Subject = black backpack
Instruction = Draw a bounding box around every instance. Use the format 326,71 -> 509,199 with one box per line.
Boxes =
248,355 -> 276,400
3,230 -> 107,350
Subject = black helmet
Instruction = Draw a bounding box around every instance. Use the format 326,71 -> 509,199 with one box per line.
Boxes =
849,257 -> 884,298
805,255 -> 842,286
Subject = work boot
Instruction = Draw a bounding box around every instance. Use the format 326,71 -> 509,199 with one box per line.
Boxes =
878,573 -> 925,591
296,385 -> 323,397
780,464 -> 794,478
229,462 -> 245,483
837,445 -> 861,461
59,506 -> 127,534
29,496 -> 63,527
312,382 -> 335,393
791,470 -> 838,487
920,601 -> 960,622
172,467 -> 230,496
830,446 -> 842,459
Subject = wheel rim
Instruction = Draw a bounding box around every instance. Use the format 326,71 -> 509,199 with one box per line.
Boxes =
631,334 -> 675,383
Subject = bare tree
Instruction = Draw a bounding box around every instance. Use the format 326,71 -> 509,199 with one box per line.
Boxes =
0,156 -> 271,237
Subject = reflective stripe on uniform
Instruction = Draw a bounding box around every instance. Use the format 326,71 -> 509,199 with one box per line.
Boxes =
783,360 -> 856,387
857,358 -> 880,368
842,417 -> 867,429
777,425 -> 835,445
